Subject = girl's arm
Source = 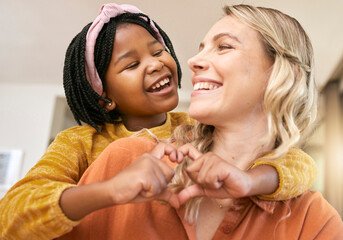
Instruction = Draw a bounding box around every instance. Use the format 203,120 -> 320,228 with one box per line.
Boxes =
0,131 -> 87,240
251,147 -> 318,200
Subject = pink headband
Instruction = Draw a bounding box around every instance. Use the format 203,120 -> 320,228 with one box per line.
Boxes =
85,3 -> 166,95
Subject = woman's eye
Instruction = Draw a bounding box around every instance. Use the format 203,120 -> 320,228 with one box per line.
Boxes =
153,49 -> 164,56
218,45 -> 233,51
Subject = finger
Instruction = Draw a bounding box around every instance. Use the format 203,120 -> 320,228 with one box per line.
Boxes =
168,150 -> 179,162
177,184 -> 205,205
175,151 -> 184,163
140,177 -> 162,198
185,157 -> 205,178
196,157 -> 214,184
177,144 -> 202,162
205,170 -> 223,189
150,142 -> 177,160
157,189 -> 180,209
152,164 -> 168,189
156,161 -> 175,182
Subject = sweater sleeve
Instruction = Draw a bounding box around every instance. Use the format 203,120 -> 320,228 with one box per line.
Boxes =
0,130 -> 89,240
251,148 -> 318,201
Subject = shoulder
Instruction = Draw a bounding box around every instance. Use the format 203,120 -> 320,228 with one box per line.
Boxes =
54,125 -> 98,141
111,137 -> 157,148
291,191 -> 343,237
298,191 -> 338,215
102,137 -> 158,159
78,137 -> 159,183
291,191 -> 342,225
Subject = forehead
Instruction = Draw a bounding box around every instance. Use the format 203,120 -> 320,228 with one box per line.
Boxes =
114,23 -> 157,43
203,15 -> 260,44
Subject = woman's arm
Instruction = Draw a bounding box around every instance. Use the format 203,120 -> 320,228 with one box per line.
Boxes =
175,144 -> 317,204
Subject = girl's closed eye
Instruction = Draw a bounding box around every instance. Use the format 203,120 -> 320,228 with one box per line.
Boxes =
153,49 -> 164,57
125,61 -> 139,70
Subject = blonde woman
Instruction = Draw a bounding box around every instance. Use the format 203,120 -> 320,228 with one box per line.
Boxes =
169,4 -> 343,239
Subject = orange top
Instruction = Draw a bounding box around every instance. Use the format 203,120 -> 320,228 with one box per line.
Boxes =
58,137 -> 343,240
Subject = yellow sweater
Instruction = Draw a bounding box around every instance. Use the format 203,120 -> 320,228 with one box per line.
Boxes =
0,112 -> 317,240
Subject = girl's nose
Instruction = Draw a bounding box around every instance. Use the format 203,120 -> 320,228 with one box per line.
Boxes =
187,52 -> 209,72
147,59 -> 164,74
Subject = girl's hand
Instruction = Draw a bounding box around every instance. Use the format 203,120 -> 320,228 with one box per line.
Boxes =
104,142 -> 180,208
176,144 -> 253,205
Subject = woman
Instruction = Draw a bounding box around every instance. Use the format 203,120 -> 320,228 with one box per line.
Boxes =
170,4 -> 342,239
58,4 -> 342,240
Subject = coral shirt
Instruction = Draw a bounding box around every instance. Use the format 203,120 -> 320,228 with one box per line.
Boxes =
58,137 -> 343,240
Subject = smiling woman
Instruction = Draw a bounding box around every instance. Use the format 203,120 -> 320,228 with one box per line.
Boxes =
187,15 -> 273,127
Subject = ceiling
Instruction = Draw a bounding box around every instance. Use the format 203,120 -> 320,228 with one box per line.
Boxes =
1,0 -> 342,95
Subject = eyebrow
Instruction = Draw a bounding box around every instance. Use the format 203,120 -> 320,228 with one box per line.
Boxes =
115,40 -> 161,64
213,32 -> 240,43
115,50 -> 134,65
148,39 -> 160,47
199,32 -> 241,49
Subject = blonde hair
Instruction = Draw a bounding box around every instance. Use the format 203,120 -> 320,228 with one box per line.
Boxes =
170,4 -> 318,222
224,5 -> 318,158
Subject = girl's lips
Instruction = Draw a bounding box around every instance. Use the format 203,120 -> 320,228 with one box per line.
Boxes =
146,73 -> 173,92
146,75 -> 176,96
147,77 -> 171,92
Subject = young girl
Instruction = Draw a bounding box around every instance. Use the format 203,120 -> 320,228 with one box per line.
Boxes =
0,3 -> 318,239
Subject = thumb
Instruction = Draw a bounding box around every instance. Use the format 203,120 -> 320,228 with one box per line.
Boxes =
177,184 -> 205,205
157,189 -> 180,209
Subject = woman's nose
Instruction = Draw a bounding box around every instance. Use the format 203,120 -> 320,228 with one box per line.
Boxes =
187,53 -> 209,72
147,59 -> 164,74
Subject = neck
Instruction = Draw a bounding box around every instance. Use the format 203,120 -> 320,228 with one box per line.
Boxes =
122,113 -> 167,131
211,116 -> 272,170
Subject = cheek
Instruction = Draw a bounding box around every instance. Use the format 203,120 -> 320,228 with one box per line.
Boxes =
164,55 -> 178,77
105,77 -> 130,103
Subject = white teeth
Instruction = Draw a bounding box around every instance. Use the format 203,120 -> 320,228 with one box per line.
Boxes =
151,78 -> 170,90
193,82 -> 218,91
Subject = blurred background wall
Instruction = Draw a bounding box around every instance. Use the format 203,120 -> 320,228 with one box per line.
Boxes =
0,0 -> 342,218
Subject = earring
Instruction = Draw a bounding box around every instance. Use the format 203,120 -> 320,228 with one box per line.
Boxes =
108,102 -> 112,107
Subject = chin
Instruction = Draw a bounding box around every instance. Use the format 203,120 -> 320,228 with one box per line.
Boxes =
162,97 -> 179,112
188,107 -> 214,125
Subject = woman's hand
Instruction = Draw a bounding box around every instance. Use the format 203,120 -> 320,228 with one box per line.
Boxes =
104,142 -> 179,208
176,144 -> 254,205
60,142 -> 180,221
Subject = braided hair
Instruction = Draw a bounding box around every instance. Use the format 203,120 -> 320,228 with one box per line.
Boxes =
63,13 -> 182,131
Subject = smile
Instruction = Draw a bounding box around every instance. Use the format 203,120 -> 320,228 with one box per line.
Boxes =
149,78 -> 171,92
193,82 -> 219,91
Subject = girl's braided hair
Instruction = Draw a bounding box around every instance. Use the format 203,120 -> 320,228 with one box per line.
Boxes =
63,13 -> 182,131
